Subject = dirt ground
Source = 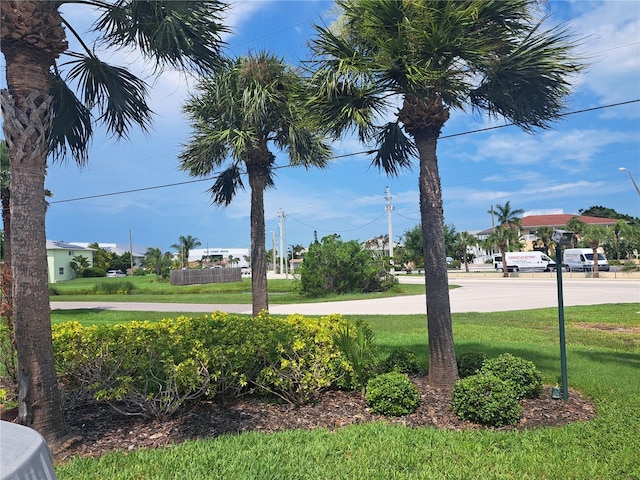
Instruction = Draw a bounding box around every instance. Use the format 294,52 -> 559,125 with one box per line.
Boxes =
53,374 -> 596,464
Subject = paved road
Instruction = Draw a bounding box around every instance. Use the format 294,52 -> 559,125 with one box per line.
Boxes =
50,277 -> 639,316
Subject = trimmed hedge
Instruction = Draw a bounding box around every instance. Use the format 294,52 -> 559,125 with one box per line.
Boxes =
52,312 -> 360,418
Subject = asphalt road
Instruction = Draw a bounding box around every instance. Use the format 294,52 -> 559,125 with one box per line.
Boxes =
50,277 -> 639,316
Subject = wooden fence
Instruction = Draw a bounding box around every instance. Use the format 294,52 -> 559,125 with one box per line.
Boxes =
170,267 -> 242,286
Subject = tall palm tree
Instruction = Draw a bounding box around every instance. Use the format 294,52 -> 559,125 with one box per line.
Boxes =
454,231 -> 477,273
580,224 -> 611,278
308,0 -> 584,387
566,216 -> 586,248
491,201 -> 524,275
171,235 -> 201,269
1,0 -> 227,445
180,52 -> 331,316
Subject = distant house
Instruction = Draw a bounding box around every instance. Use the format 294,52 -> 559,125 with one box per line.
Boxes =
46,240 -> 95,283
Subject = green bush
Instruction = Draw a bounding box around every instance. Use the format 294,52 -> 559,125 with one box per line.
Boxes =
382,348 -> 420,374
83,267 -> 106,278
456,351 -> 487,378
365,372 -> 420,416
298,235 -> 398,297
332,318 -> 378,392
451,374 -> 522,427
52,312 -> 353,417
480,353 -> 542,399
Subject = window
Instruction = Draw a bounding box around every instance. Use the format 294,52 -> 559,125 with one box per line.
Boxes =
69,251 -> 73,256
58,267 -> 64,275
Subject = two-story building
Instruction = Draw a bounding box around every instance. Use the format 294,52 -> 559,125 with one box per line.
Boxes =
46,240 -> 95,283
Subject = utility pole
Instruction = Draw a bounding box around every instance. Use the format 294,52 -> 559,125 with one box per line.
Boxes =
278,209 -> 288,278
385,186 -> 394,272
271,232 -> 276,273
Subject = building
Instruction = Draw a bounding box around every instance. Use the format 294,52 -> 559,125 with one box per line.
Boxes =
71,242 -> 150,267
188,247 -> 250,268
46,240 -> 95,283
474,210 -> 619,261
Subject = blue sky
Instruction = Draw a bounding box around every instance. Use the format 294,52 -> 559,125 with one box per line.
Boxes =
2,1 -> 639,254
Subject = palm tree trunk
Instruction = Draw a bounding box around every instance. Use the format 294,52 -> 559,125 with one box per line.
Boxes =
1,1 -> 69,445
413,130 -> 458,388
248,167 -> 269,316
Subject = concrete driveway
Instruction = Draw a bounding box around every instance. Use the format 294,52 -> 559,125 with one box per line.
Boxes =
50,277 -> 639,316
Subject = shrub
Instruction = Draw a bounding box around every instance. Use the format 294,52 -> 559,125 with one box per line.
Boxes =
83,267 -> 106,278
456,351 -> 487,378
451,374 -> 522,427
365,372 -> 420,416
480,353 -> 542,399
382,348 -> 420,374
331,318 -> 378,392
298,235 -> 398,297
52,312 -> 352,417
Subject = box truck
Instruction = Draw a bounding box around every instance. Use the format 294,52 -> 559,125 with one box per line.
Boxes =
493,251 -> 559,272
563,248 -> 610,272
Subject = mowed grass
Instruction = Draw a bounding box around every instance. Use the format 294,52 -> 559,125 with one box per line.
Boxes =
49,275 -> 428,304
54,303 -> 640,479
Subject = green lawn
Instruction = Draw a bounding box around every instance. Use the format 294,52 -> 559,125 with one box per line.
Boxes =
54,303 -> 640,479
49,275 -> 428,304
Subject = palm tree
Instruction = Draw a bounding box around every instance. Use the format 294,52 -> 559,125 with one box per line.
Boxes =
308,0 -> 583,387
580,224 -> 611,278
566,217 -> 586,248
69,254 -> 90,278
1,0 -> 227,445
454,231 -> 477,273
171,235 -> 201,269
534,226 -> 554,256
180,52 -> 331,316
491,201 -> 524,275
144,247 -> 172,277
493,201 -> 525,230
487,225 -> 522,277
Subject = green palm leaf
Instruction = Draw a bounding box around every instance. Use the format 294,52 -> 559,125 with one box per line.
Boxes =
65,55 -> 153,138
94,0 -> 229,73
49,71 -> 92,164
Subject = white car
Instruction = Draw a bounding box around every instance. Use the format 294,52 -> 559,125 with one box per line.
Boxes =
106,270 -> 126,277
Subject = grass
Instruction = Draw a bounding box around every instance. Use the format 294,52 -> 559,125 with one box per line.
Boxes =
54,303 -> 640,479
49,275 -> 428,304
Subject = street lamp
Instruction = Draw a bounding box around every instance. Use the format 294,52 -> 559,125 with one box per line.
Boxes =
618,167 -> 640,197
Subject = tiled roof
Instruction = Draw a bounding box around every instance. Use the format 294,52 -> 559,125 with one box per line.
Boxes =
46,240 -> 95,250
476,214 -> 618,235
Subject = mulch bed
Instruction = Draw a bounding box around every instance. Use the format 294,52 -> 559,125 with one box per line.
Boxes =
54,374 -> 596,464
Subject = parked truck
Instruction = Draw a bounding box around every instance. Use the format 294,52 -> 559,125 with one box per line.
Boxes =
493,251 -> 559,273
563,248 -> 610,272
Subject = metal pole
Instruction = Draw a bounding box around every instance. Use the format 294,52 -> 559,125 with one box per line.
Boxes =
619,167 -> 640,197
555,245 -> 569,400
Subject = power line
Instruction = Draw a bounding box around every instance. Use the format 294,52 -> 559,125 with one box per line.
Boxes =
48,98 -> 639,204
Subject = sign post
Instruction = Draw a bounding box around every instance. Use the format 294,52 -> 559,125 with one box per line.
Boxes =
552,230 -> 574,400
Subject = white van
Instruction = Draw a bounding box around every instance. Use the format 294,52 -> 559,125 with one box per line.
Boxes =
563,248 -> 610,272
493,251 -> 558,272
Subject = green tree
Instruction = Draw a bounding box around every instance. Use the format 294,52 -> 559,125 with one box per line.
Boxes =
487,225 -> 522,277
401,225 -> 424,268
171,235 -> 201,269
89,242 -> 113,271
579,224 -> 611,278
566,217 -> 586,248
490,202 -> 524,276
180,52 -> 331,316
0,1 -> 227,445
299,235 -> 395,297
69,255 -> 90,278
308,0 -> 582,387
454,231 -> 477,273
533,226 -> 554,256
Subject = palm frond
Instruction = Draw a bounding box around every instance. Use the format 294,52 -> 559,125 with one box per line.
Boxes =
93,0 -> 229,73
371,122 -> 416,176
65,55 -> 153,138
49,71 -> 92,165
209,165 -> 244,206
469,19 -> 584,131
